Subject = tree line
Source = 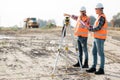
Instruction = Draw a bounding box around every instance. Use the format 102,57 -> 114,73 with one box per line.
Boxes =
38,19 -> 56,28
110,12 -> 120,27
24,12 -> 120,28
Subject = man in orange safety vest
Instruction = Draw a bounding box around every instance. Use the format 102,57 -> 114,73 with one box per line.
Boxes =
86,3 -> 108,75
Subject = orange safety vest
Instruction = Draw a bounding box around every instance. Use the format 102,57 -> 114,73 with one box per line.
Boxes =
93,14 -> 108,39
74,15 -> 90,37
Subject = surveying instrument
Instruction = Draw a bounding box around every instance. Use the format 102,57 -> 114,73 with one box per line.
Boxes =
51,16 -> 83,78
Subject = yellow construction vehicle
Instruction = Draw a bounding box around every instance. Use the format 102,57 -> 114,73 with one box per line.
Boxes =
24,17 -> 39,28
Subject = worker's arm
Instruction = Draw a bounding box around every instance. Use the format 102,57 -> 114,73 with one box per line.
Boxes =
89,16 -> 105,32
64,13 -> 78,21
71,15 -> 78,21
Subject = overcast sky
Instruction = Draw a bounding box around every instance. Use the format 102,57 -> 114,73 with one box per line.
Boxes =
0,0 -> 120,27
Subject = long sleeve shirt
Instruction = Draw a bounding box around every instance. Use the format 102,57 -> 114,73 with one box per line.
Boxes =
91,16 -> 105,32
71,15 -> 78,21
71,15 -> 90,28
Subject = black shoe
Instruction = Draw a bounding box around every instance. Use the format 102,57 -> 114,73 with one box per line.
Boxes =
73,62 -> 80,67
82,64 -> 89,68
86,67 -> 96,73
82,60 -> 89,68
95,68 -> 104,75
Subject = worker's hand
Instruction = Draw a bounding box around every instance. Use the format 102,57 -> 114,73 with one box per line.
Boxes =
64,13 -> 71,17
89,28 -> 94,32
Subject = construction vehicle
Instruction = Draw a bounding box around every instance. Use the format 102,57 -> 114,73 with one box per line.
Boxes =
24,17 -> 39,28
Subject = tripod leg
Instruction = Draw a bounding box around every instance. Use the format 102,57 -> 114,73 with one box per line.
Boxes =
59,25 -> 66,49
51,25 -> 67,78
62,24 -> 66,37
68,26 -> 76,48
77,51 -> 82,70
65,44 -> 69,73
68,26 -> 82,71
52,51 -> 60,75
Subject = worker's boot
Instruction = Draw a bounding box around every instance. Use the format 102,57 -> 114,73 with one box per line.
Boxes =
82,60 -> 89,68
73,61 -> 80,67
95,68 -> 104,75
86,67 -> 96,73
73,59 -> 82,67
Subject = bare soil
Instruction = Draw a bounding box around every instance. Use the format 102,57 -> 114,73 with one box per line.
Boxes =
0,28 -> 120,80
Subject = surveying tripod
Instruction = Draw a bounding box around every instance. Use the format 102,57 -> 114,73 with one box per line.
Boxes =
51,16 -> 82,78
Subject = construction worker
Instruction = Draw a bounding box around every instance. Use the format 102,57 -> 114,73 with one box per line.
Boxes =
64,6 -> 90,68
86,3 -> 108,75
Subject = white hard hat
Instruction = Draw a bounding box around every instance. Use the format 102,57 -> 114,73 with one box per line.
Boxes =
80,6 -> 86,11
96,3 -> 104,8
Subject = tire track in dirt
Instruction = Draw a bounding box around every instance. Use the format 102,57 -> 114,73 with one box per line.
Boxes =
105,51 -> 120,63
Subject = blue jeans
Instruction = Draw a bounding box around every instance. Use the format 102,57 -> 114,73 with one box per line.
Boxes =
92,38 -> 105,69
78,36 -> 88,65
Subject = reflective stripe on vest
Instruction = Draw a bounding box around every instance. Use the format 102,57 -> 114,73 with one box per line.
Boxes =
74,32 -> 88,35
74,16 -> 90,37
93,14 -> 108,39
94,32 -> 107,36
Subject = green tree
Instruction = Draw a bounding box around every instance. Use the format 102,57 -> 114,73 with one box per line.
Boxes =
111,12 -> 120,27
38,19 -> 56,28
46,19 -> 56,28
38,19 -> 47,27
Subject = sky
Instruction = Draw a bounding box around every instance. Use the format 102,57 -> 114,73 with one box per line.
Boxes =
0,0 -> 120,27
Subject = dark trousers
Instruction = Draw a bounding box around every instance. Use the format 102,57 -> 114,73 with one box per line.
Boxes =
77,36 -> 88,65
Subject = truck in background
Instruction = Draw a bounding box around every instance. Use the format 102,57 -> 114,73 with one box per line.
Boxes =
24,18 -> 39,28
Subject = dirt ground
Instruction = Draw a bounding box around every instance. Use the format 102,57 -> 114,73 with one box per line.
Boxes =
0,27 -> 120,80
